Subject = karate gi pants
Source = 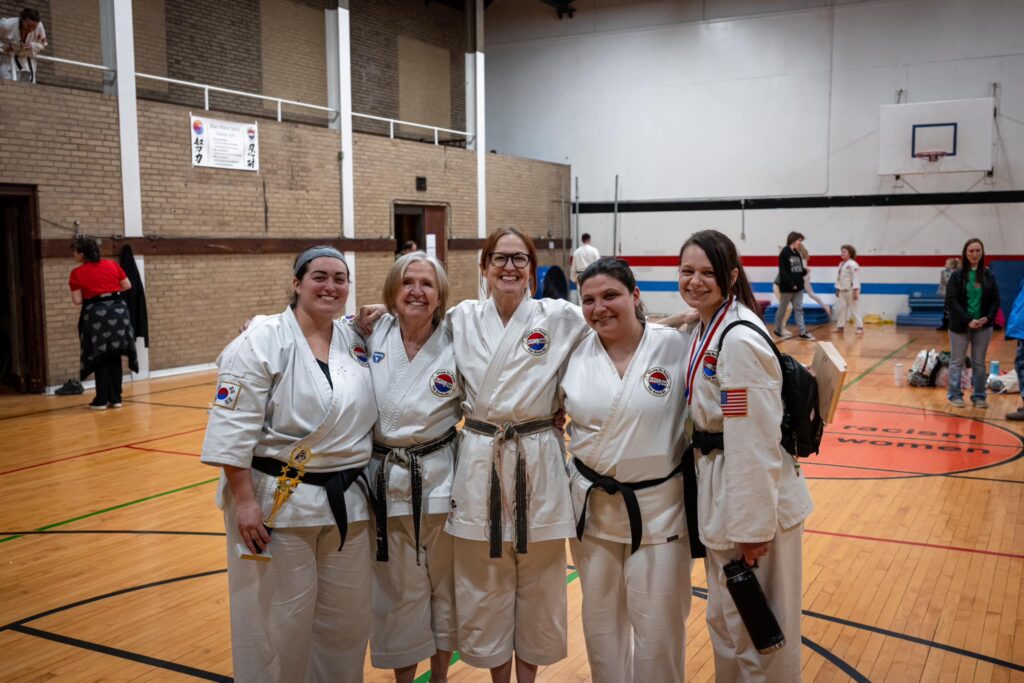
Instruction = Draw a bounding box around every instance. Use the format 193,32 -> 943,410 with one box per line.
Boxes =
704,522 -> 804,683
571,535 -> 693,683
224,508 -> 371,683
370,513 -> 457,669
452,537 -> 568,669
833,290 -> 863,329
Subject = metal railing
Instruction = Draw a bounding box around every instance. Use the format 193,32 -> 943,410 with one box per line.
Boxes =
33,55 -> 472,143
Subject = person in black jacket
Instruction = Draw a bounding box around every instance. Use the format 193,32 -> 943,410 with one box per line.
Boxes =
945,238 -> 999,409
774,231 -> 814,340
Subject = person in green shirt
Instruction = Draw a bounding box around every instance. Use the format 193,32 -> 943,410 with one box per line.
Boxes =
944,238 -> 1000,408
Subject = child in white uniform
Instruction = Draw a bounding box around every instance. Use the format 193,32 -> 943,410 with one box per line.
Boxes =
833,244 -> 863,333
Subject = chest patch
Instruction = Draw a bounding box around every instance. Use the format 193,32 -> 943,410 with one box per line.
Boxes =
372,351 -> 385,364
523,328 -> 550,356
644,367 -> 671,397
702,350 -> 719,383
431,370 -> 456,398
349,343 -> 369,367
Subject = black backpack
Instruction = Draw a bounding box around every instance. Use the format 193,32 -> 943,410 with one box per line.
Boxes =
716,321 -> 824,457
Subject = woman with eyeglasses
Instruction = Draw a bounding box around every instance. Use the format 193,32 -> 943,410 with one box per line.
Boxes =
680,230 -> 812,682
359,226 -> 588,683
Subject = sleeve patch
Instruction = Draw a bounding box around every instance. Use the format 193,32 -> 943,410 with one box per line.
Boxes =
721,388 -> 748,417
213,382 -> 242,410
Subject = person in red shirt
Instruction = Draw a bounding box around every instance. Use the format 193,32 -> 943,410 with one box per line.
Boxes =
69,237 -> 136,409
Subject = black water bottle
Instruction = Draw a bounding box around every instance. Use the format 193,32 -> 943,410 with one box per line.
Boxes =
723,559 -> 786,654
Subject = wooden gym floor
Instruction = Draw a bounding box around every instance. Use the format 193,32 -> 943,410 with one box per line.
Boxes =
1,323 -> 1022,682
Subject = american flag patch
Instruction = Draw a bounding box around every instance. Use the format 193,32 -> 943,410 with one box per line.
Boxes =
721,389 -> 748,417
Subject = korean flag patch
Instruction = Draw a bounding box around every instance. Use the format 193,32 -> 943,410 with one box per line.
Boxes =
214,382 -> 241,410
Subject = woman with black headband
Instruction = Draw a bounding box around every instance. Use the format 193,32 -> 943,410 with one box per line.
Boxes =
200,246 -> 378,683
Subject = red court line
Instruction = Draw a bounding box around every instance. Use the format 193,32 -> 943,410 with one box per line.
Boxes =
125,445 -> 201,458
806,528 -> 1024,560
0,427 -> 207,476
621,254 -> 1024,268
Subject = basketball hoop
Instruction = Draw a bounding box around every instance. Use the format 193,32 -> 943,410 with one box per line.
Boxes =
914,151 -> 947,163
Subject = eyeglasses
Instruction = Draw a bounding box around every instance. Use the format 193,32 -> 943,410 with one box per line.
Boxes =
488,252 -> 531,268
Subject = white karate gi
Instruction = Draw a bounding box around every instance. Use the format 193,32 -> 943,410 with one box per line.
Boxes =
201,307 -> 378,683
0,17 -> 46,83
685,299 -> 814,683
446,294 -> 588,669
834,259 -> 863,329
365,314 -> 460,669
562,323 -> 695,683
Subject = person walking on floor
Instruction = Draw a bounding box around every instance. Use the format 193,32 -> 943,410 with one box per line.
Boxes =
775,232 -> 814,341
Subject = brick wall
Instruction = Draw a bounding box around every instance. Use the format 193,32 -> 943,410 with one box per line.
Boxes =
137,99 -> 342,237
350,0 -> 466,136
2,80 -> 566,383
260,0 -> 327,123
0,79 -> 123,238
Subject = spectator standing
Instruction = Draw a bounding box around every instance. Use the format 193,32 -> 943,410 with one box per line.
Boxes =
833,244 -> 863,334
0,8 -> 47,83
945,239 -> 999,409
1004,278 -> 1024,421
571,233 -> 601,289
775,231 -> 814,340
936,257 -> 959,331
68,237 -> 136,409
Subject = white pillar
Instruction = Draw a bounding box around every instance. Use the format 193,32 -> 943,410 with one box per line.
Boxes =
101,0 -> 148,378
326,1 -> 357,315
467,0 -> 486,239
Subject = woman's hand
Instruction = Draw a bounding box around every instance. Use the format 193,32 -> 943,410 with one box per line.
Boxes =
356,304 -> 387,336
235,500 -> 271,554
553,409 -> 567,431
968,319 -> 983,329
738,540 -> 772,567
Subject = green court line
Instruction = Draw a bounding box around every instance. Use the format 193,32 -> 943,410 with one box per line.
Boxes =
0,477 -> 219,545
411,568 -> 581,682
842,338 -> 916,392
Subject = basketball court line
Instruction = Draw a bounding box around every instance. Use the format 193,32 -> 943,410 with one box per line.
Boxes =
0,530 -> 223,537
803,529 -> 1024,560
125,444 -> 201,457
0,426 -> 207,476
0,477 -> 218,544
841,338 -> 917,391
123,399 -> 210,411
805,458 -> 1024,482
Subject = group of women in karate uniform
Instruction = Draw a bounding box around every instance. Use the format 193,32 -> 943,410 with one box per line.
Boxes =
201,227 -> 813,683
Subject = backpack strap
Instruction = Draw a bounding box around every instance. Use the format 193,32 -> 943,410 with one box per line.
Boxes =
715,320 -> 784,367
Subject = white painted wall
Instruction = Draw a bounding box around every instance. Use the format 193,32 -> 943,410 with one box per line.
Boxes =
485,0 -> 1024,318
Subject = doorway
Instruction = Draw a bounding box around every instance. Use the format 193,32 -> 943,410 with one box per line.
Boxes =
0,185 -> 47,393
393,204 -> 447,264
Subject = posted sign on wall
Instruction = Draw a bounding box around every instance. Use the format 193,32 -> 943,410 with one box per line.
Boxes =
190,115 -> 259,171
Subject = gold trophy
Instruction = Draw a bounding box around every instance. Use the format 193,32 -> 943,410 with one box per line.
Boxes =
239,446 -> 312,562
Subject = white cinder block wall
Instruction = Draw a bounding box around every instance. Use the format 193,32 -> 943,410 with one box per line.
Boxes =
484,0 -> 1024,317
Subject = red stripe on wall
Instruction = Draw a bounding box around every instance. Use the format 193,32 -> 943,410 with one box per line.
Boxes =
620,255 -> 1024,268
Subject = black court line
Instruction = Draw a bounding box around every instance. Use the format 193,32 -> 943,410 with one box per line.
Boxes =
10,625 -> 231,681
0,530 -> 224,537
688,587 -> 870,681
693,585 -> 1023,673
0,568 -> 226,631
805,460 -> 1024,484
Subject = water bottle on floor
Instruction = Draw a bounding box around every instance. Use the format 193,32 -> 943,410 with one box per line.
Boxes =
991,360 -> 1000,376
894,362 -> 904,387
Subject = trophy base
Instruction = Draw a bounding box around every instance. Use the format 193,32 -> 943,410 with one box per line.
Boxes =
236,541 -> 272,562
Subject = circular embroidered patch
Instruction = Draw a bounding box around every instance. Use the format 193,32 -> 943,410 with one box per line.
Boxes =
523,328 -> 550,356
702,349 -> 719,383
430,370 -> 456,398
349,343 -> 369,367
644,367 -> 671,397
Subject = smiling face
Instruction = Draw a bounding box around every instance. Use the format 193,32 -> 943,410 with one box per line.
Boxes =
581,273 -> 642,341
840,247 -> 851,261
679,244 -> 734,321
293,256 -> 349,320
395,260 -> 440,325
964,241 -> 983,268
483,233 -> 531,300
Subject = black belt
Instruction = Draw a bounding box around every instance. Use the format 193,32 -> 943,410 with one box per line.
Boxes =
692,430 -> 724,454
251,456 -> 368,552
463,416 -> 556,558
573,457 -> 684,555
681,429 -> 723,560
370,427 -> 458,564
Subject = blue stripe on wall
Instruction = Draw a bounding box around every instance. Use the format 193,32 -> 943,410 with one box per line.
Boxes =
635,281 -> 938,295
